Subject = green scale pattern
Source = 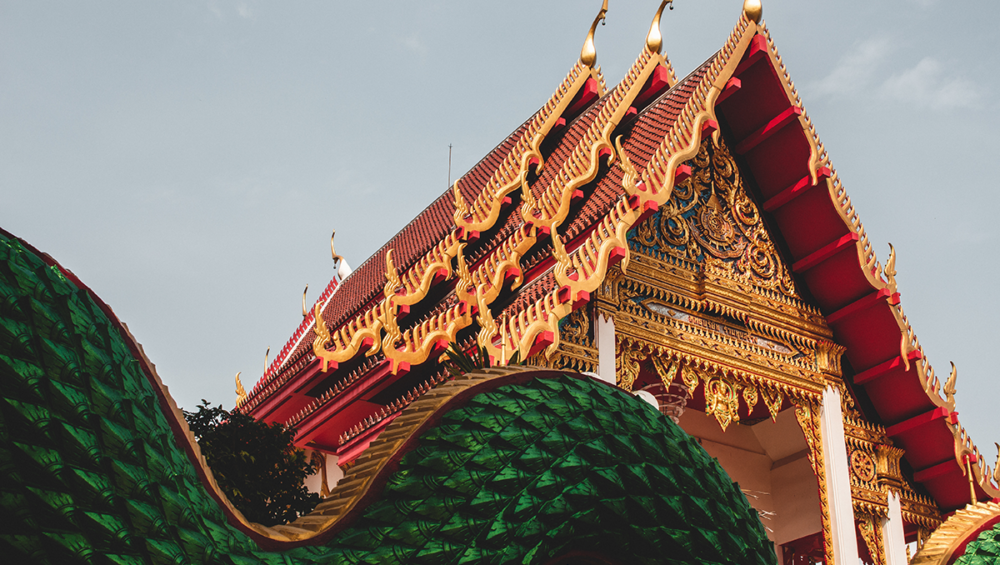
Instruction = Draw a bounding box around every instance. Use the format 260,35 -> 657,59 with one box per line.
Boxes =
0,230 -> 776,564
957,523 -> 1000,565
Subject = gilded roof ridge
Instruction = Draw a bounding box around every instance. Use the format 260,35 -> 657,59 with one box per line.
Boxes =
912,501 -> 1000,564
480,9 -> 759,365
242,11 -> 623,402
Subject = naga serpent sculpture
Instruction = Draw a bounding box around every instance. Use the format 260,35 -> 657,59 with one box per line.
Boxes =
0,228 -> 776,564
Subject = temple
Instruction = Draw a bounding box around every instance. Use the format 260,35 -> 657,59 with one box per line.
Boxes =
4,1 -> 1000,564
233,1 -> 1000,563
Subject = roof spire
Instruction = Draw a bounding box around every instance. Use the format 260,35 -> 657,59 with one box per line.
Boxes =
580,0 -> 609,68
646,1 -> 672,54
301,283 -> 309,318
330,229 -> 353,281
235,372 -> 247,407
330,230 -> 342,263
743,0 -> 762,23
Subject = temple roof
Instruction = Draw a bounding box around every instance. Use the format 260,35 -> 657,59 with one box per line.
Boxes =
241,2 -> 1000,515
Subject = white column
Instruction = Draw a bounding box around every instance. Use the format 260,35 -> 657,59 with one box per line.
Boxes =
883,491 -> 907,565
820,385 -> 859,564
595,312 -> 616,386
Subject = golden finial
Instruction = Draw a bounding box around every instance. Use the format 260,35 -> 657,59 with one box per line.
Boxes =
264,346 -> 270,373
884,243 -> 898,295
646,1 -> 673,54
743,0 -> 762,23
580,0 -> 609,68
235,372 -> 247,406
944,362 -> 958,406
301,284 -> 309,318
993,443 -> 1000,485
330,230 -> 342,262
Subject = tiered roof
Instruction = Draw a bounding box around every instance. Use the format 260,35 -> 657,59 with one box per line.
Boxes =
242,0 -> 1000,518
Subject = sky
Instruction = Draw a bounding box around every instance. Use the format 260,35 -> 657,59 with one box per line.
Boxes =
2,1 -> 998,456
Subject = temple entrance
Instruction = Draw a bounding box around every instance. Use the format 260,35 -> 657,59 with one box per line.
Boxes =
616,344 -> 829,563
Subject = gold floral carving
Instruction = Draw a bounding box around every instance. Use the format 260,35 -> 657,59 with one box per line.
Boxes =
760,387 -> 784,421
741,385 -> 758,414
857,513 -> 887,565
649,356 -> 678,389
793,398 -> 834,565
616,342 -> 645,392
631,136 -> 797,298
680,364 -> 700,396
560,306 -> 591,346
703,375 -> 741,431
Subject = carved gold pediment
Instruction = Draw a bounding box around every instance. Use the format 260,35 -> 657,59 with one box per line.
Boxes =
630,135 -> 799,299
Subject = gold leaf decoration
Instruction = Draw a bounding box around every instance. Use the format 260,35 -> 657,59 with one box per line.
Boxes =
742,385 -> 759,417
631,136 -> 798,298
704,375 -> 741,432
760,386 -> 783,422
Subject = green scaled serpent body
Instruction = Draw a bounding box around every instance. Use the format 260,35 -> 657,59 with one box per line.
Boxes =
0,229 -> 776,564
957,523 -> 1000,564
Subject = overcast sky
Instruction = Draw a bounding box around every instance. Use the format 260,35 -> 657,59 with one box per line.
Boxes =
3,1 -> 998,454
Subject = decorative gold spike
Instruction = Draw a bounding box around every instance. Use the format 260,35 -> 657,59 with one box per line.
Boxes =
944,362 -> 958,407
330,230 -> 343,262
646,1 -> 672,54
743,0 -> 762,23
994,443 -> 1000,486
235,372 -> 247,407
884,243 -> 897,295
551,228 -> 570,267
264,347 -> 270,372
455,243 -> 473,294
384,249 -> 402,298
301,283 -> 309,318
313,302 -> 332,355
452,180 -> 469,219
580,0 -> 608,68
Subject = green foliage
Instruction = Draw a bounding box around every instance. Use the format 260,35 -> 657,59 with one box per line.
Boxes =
183,401 -> 319,526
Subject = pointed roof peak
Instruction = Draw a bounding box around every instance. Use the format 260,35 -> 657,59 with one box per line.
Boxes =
580,0 -> 609,68
744,0 -> 762,23
646,0 -> 673,54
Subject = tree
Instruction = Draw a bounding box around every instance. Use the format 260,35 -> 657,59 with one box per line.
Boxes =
183,401 -> 319,526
